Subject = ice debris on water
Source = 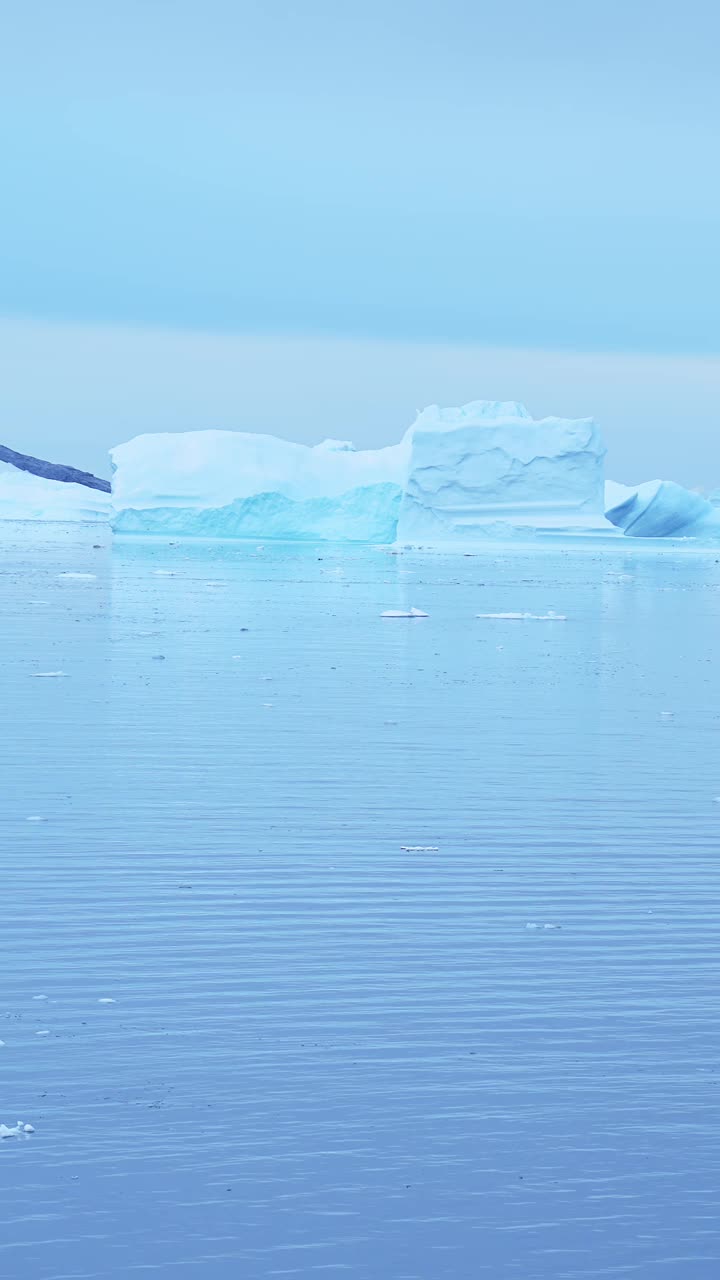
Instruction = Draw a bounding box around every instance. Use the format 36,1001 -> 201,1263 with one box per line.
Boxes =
97,998 -> 116,1004
476,611 -> 567,621
401,845 -> 439,852
32,672 -> 67,678
35,1030 -> 50,1037
57,572 -> 97,580
32,995 -> 48,1001
26,816 -> 47,822
381,608 -> 428,618
525,922 -> 562,930
0,1122 -> 34,1138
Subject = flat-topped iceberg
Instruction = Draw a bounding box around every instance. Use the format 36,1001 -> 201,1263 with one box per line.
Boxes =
109,405 -> 718,545
111,429 -> 408,540
111,402 -> 615,543
396,401 -> 612,543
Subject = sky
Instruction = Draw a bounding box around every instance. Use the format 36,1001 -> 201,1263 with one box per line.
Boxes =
0,0 -> 718,478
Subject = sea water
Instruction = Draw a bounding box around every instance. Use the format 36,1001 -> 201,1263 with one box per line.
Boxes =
2,524 -> 720,1278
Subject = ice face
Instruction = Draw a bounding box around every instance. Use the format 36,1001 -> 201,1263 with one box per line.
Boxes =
110,429 -> 409,540
396,404 -> 612,544
109,404 -> 718,545
0,460 -> 111,523
604,479 -> 720,538
110,403 -> 614,543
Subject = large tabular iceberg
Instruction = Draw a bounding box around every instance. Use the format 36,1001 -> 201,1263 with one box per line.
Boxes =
111,402 -> 614,543
111,431 -> 408,541
397,401 -> 611,543
109,405 -> 719,545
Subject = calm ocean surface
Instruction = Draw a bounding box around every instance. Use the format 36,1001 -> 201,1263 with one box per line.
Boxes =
2,523 -> 720,1279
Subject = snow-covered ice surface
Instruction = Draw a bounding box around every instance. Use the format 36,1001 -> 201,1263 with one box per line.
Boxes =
3,522 -> 720,1277
0,460 -> 110,523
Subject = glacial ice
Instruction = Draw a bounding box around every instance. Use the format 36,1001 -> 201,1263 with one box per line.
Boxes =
7,401 -> 717,544
0,459 -> 110,523
604,478 -> 720,539
111,429 -> 408,541
396,401 -> 612,543
110,403 -> 615,544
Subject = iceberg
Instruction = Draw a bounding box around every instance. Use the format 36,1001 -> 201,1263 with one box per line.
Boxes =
396,401 -> 612,543
0,445 -> 110,523
109,406 -> 719,545
604,478 -> 720,539
111,430 -> 408,541
111,403 -> 614,544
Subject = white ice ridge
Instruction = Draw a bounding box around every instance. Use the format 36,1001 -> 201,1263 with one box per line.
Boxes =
0,460 -> 110,523
604,479 -> 720,539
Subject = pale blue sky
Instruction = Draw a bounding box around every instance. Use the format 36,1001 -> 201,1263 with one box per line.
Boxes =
0,1 -> 718,474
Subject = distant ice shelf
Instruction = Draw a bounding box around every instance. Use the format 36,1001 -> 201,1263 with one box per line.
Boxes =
0,453 -> 110,523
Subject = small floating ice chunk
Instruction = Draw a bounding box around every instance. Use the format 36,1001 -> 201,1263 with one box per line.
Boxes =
32,995 -> 48,1001
57,572 -> 96,580
26,816 -> 47,822
0,1041 -> 5,1047
381,608 -> 428,618
32,672 -> 67,678
97,998 -> 116,1004
526,922 -> 561,930
152,570 -> 175,576
0,1121 -> 33,1139
401,845 -> 439,852
35,1030 -> 50,1037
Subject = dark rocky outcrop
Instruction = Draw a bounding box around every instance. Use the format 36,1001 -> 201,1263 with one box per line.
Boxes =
0,444 -> 111,493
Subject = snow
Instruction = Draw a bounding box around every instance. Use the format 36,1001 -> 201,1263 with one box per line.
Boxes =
0,460 -> 110,523
604,478 -> 720,538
